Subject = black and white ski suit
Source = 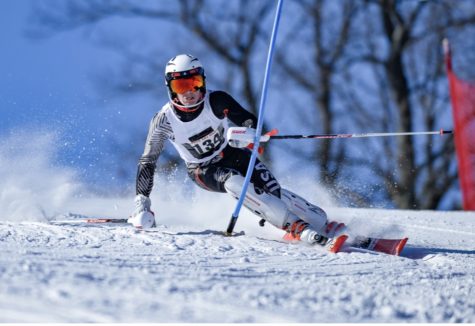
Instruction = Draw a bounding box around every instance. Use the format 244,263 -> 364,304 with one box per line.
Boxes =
136,90 -> 281,199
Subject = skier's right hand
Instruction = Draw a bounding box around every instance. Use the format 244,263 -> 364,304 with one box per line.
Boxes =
128,194 -> 156,228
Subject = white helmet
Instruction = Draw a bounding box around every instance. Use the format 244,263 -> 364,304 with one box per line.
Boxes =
165,54 -> 206,110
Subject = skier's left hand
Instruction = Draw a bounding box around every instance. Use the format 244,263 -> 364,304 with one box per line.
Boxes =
226,127 -> 257,148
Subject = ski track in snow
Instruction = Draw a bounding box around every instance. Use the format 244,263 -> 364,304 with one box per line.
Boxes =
1,209 -> 475,323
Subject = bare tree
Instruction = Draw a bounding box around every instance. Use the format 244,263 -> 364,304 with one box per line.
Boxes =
275,0 -> 361,188
338,0 -> 475,209
264,0 -> 475,209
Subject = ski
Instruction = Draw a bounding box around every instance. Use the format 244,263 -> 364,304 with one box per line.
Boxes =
327,234 -> 349,253
85,218 -> 129,224
283,232 -> 348,253
348,236 -> 408,256
50,217 -> 130,225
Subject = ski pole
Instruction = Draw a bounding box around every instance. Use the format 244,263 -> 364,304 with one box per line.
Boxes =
262,129 -> 453,141
226,0 -> 285,236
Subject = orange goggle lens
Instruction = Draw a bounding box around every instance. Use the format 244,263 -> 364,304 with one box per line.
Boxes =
170,75 -> 204,94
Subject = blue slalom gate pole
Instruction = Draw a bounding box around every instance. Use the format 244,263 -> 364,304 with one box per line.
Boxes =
226,0 -> 285,235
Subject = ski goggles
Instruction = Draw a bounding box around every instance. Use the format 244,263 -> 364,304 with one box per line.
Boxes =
169,75 -> 204,94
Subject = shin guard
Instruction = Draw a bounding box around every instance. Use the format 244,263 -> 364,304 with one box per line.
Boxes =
224,175 -> 298,229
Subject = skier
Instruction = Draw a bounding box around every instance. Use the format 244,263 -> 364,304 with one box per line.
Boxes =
129,54 -> 344,244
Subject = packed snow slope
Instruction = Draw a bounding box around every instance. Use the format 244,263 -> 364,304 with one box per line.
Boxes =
1,132 -> 475,323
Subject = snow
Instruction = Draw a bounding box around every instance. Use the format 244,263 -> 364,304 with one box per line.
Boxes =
1,133 -> 475,323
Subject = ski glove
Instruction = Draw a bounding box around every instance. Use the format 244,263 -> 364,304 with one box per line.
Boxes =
128,194 -> 156,228
227,127 -> 271,148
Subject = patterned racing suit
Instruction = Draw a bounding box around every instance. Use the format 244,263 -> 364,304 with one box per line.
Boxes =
136,90 -> 281,199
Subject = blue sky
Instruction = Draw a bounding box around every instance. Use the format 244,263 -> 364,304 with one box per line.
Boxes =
0,1 -> 285,194
0,1 -> 162,192
1,1 -> 100,128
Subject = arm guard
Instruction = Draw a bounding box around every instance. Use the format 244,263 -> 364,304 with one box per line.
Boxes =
136,159 -> 156,197
135,111 -> 172,196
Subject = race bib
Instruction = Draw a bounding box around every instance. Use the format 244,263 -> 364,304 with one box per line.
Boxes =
183,125 -> 225,159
